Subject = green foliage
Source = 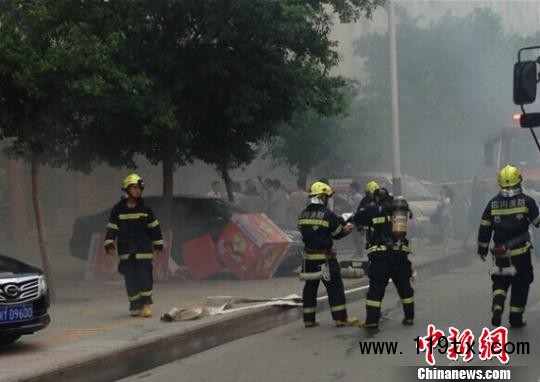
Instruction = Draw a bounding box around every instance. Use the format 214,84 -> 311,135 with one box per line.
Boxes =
0,0 -> 146,170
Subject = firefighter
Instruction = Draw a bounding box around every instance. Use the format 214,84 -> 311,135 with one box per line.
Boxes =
355,180 -> 380,233
354,187 -> 414,329
298,181 -> 359,328
477,165 -> 540,328
104,174 -> 164,318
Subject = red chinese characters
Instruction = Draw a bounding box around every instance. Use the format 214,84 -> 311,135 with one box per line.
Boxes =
478,327 -> 509,364
447,327 -> 475,362
417,324 -> 445,366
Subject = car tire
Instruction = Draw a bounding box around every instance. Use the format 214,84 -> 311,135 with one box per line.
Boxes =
0,335 -> 21,345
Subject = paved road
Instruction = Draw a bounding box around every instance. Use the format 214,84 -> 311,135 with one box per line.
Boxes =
123,260 -> 540,382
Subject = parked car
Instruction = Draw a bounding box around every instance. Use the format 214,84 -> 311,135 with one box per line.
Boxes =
0,255 -> 50,345
70,195 -> 303,276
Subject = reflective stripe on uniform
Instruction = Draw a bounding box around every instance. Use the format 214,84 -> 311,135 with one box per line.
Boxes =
303,253 -> 327,260
147,220 -> 159,228
478,242 -> 489,248
107,223 -> 119,230
303,307 -> 317,313
331,225 -> 343,237
119,253 -> 154,260
119,213 -> 149,220
402,297 -> 414,304
493,305 -> 503,311
533,215 -> 540,226
491,207 -> 528,216
129,294 -> 141,301
366,299 -> 382,308
367,246 -> 387,254
330,304 -> 346,312
135,253 -> 154,260
104,239 -> 115,246
510,306 -> 525,313
372,217 -> 386,224
140,290 -> 153,297
298,219 -> 330,227
493,289 -> 507,297
153,240 -> 164,246
506,243 -> 531,257
480,219 -> 491,227
392,245 -> 409,252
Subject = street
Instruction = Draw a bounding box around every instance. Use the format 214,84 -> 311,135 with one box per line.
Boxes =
122,259 -> 540,382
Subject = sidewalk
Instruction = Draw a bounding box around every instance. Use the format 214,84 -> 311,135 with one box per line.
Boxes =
0,242 -> 471,382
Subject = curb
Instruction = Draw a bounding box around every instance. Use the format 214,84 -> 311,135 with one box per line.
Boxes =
14,249 -> 471,382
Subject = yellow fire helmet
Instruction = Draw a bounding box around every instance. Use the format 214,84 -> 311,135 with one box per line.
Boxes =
365,180 -> 380,195
122,173 -> 145,190
308,181 -> 334,197
498,165 -> 522,188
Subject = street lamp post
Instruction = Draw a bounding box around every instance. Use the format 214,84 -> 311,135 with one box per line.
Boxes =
388,0 -> 402,196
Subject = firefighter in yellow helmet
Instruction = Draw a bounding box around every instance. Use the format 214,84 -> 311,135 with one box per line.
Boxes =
350,180 -> 381,258
478,165 -> 540,327
354,187 -> 414,329
297,181 -> 359,328
104,174 -> 163,318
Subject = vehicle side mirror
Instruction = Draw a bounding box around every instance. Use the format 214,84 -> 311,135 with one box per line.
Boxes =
514,61 -> 538,105
484,141 -> 494,167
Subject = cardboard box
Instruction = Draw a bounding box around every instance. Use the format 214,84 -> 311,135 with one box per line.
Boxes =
217,213 -> 291,279
182,233 -> 221,280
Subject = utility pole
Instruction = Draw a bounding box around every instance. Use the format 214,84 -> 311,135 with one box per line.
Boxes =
388,0 -> 402,196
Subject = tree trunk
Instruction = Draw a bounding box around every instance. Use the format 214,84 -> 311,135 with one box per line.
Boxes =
7,159 -> 29,239
161,133 -> 175,230
30,151 -> 54,299
162,157 -> 174,230
297,166 -> 309,190
219,163 -> 234,203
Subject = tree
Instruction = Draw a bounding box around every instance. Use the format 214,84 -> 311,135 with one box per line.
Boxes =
177,0 -> 384,201
0,0 -> 144,293
267,83 -> 358,187
351,7 -> 522,180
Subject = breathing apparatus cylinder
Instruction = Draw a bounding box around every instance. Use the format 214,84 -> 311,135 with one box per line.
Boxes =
391,196 -> 409,240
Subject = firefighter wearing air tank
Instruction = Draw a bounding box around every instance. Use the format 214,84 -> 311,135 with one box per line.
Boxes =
354,188 -> 414,329
477,165 -> 540,328
298,181 -> 359,328
104,174 -> 164,318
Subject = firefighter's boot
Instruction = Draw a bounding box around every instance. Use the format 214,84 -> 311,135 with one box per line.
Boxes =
304,321 -> 320,328
402,318 -> 414,326
509,313 -> 526,328
359,321 -> 378,330
142,305 -> 153,318
336,316 -> 359,327
491,309 -> 502,327
130,309 -> 141,317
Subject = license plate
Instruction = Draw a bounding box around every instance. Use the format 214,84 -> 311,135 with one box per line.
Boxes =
0,305 -> 34,324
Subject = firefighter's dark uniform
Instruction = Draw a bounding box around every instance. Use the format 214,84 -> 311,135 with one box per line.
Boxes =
105,199 -> 163,310
354,194 -> 414,325
298,203 -> 350,323
477,192 -> 540,326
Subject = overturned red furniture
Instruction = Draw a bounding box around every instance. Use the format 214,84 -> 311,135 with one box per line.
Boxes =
182,233 -> 221,280
217,213 -> 291,280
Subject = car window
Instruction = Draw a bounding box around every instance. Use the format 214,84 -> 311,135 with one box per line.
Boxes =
183,200 -> 217,223
208,199 -> 243,217
0,255 -> 39,274
403,176 -> 436,201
